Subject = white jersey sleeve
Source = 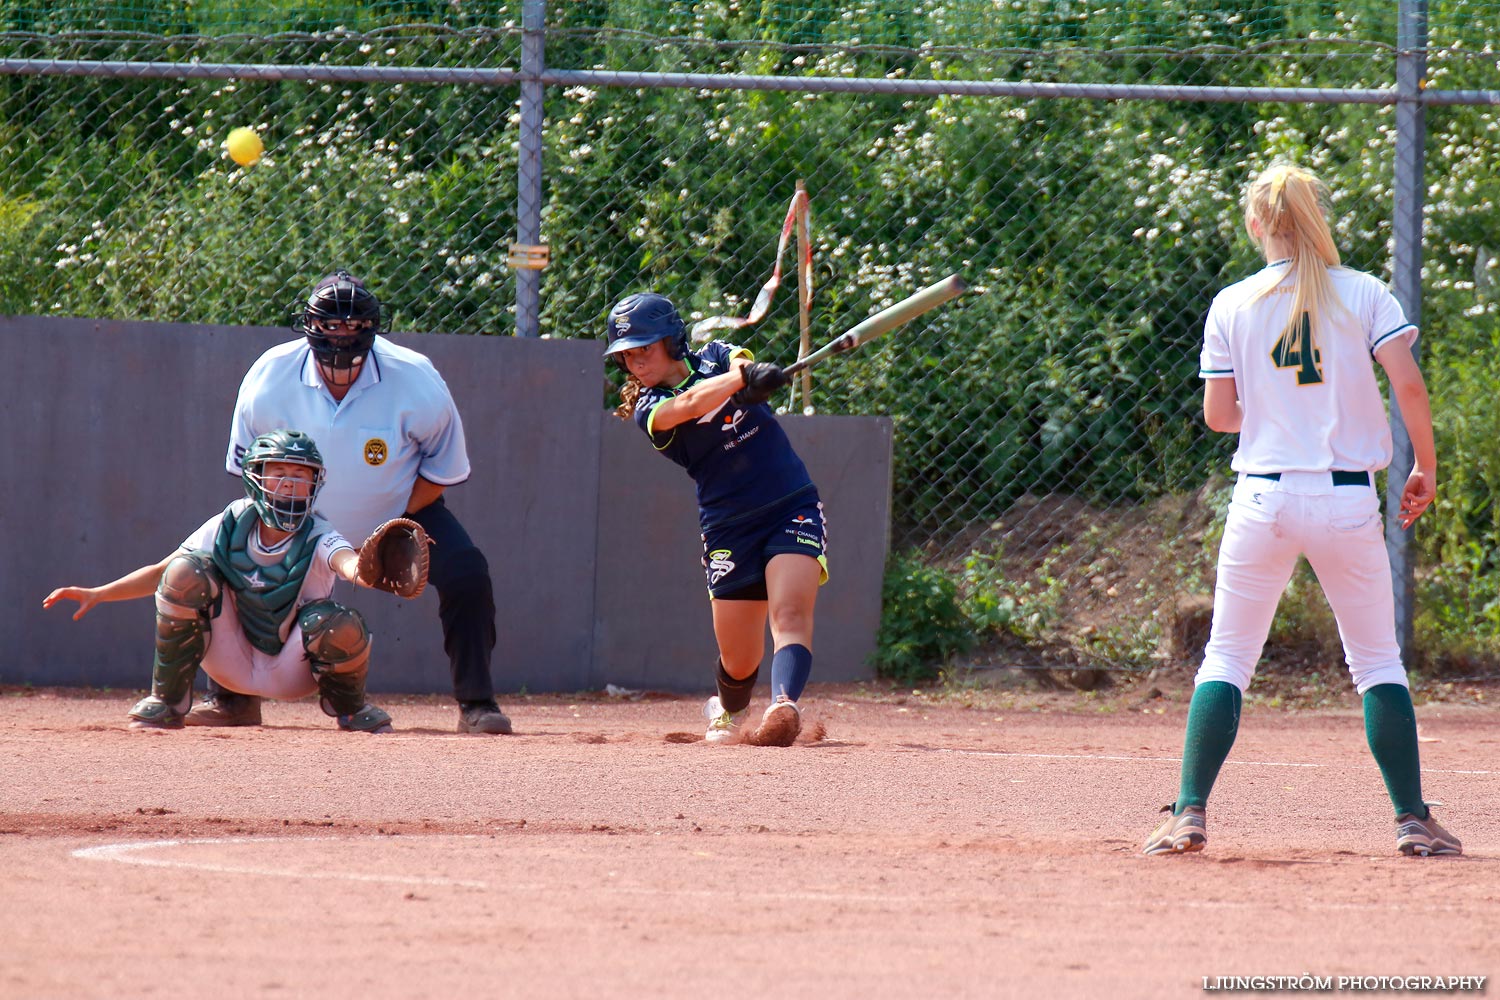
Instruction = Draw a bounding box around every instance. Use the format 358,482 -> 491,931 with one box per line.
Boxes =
1364,280 -> 1419,354
314,525 -> 355,572
1199,293 -> 1235,380
180,506 -> 234,552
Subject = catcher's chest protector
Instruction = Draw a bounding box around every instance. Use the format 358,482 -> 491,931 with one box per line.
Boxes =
211,505 -> 320,655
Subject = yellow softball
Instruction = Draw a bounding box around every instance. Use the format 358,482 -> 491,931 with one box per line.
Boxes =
225,126 -> 264,166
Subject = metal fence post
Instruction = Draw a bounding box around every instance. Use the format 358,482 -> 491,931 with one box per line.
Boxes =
1389,0 -> 1428,661
514,0 -> 546,338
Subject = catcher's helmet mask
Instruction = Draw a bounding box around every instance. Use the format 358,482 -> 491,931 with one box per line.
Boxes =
603,292 -> 688,369
242,430 -> 327,533
295,269 -> 383,375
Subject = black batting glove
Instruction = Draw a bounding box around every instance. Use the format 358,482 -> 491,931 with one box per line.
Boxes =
731,362 -> 790,407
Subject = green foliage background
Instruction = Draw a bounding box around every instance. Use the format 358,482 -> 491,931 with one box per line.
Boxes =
4,1 -> 1500,675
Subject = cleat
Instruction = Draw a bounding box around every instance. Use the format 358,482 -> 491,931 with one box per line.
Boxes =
703,695 -> 747,744
1396,810 -> 1462,857
184,691 -> 262,727
338,704 -> 394,734
128,695 -> 185,730
1143,804 -> 1207,855
457,700 -> 512,735
751,697 -> 802,747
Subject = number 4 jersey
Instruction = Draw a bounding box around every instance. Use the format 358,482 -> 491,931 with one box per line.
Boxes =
1199,260 -> 1417,475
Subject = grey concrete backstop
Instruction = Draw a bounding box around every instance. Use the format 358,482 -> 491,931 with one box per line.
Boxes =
1,316 -> 892,697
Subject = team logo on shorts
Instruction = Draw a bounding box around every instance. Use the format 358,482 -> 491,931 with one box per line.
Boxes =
791,515 -> 821,548
364,438 -> 388,466
707,548 -> 736,586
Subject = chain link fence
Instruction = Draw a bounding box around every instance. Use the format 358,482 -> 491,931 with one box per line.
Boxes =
6,1 -> 1500,678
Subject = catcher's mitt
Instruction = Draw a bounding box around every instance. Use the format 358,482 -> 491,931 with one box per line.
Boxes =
356,517 -> 432,598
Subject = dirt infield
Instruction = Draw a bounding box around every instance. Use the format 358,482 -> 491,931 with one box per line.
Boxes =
1,685 -> 1495,999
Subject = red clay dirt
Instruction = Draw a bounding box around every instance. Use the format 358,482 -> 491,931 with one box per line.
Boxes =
1,685 -> 1495,999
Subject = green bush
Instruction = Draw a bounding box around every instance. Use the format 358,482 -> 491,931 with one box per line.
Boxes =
872,551 -> 975,684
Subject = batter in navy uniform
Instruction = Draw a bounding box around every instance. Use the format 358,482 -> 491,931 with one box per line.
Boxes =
606,292 -> 827,747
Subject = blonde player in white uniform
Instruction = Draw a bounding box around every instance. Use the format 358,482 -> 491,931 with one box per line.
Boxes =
1144,163 -> 1461,858
43,430 -> 395,732
202,271 -> 512,735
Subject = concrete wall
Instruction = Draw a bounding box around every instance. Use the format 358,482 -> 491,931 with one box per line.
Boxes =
1,316 -> 890,696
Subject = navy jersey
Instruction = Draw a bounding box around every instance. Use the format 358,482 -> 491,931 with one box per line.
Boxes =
634,341 -> 815,528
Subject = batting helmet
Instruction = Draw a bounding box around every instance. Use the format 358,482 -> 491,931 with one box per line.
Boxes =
602,292 -> 688,366
295,269 -> 383,375
242,429 -> 327,532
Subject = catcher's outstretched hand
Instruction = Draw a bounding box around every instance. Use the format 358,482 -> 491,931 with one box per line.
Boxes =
356,518 -> 432,598
44,587 -> 100,621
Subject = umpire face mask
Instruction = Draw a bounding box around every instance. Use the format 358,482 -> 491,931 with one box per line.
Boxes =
307,318 -> 375,386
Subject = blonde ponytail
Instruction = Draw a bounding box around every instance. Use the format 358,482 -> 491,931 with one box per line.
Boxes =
1244,163 -> 1347,337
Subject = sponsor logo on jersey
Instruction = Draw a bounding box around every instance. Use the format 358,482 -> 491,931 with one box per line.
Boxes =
699,359 -> 720,374
364,438 -> 388,466
707,548 -> 736,586
720,409 -> 747,434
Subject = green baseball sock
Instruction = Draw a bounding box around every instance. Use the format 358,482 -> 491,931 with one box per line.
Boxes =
1175,681 -> 1242,813
1363,683 -> 1427,819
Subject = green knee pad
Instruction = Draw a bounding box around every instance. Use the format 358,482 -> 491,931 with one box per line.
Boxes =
299,600 -> 372,717
151,551 -> 222,708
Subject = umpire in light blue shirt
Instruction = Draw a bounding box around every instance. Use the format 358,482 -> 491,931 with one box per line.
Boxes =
196,270 -> 511,735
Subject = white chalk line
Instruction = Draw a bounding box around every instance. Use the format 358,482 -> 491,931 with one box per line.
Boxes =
73,837 -> 489,889
69,836 -> 922,903
69,836 -> 1480,913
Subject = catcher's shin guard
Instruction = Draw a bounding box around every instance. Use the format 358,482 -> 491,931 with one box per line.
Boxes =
299,599 -> 373,717
148,551 -> 221,709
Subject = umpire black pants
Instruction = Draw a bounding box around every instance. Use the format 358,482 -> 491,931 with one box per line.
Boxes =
408,496 -> 498,704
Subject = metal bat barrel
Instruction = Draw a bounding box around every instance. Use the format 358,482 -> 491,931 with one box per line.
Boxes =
844,273 -> 968,348
785,273 -> 968,377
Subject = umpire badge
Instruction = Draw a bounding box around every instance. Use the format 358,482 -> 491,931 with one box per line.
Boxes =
364,438 -> 389,466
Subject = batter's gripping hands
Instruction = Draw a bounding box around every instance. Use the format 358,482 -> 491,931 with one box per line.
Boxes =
356,518 -> 432,598
732,362 -> 791,407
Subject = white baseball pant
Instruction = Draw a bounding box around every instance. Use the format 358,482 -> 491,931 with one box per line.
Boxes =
198,594 -> 321,701
1195,471 -> 1409,695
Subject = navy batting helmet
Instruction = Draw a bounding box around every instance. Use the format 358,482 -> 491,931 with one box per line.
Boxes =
294,269 -> 383,374
602,292 -> 687,365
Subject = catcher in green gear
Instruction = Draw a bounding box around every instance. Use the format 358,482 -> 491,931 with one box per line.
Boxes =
43,430 -> 400,733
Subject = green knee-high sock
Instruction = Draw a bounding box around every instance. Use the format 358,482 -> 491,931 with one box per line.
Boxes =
1175,681 -> 1242,812
1363,683 -> 1427,819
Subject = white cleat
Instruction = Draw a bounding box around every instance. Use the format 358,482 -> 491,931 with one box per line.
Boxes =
703,695 -> 748,744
